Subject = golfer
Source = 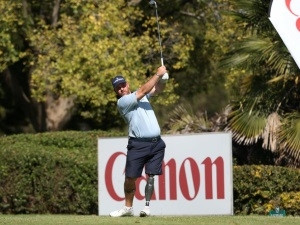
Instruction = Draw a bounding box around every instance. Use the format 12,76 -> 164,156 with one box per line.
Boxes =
109,66 -> 168,217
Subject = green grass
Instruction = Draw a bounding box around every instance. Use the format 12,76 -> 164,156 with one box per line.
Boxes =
0,215 -> 299,225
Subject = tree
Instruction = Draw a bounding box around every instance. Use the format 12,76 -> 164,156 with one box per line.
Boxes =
143,0 -> 241,116
0,0 -> 192,132
222,0 -> 300,167
0,0 -> 44,133
143,0 -> 243,132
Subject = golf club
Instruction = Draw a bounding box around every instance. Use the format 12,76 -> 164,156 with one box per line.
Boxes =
149,0 -> 169,80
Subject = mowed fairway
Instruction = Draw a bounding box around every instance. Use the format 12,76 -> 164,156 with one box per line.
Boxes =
0,215 -> 299,225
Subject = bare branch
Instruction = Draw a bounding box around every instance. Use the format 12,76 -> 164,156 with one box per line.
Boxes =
180,10 -> 202,20
128,0 -> 142,6
52,0 -> 61,27
22,0 -> 29,18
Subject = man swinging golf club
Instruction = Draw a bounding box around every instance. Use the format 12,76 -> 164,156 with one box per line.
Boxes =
109,65 -> 168,217
109,0 -> 168,217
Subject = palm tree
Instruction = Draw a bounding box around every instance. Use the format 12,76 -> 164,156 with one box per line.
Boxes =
223,0 -> 300,167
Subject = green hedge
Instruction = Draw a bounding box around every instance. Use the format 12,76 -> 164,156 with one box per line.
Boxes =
233,165 -> 300,215
0,130 -> 124,214
0,131 -> 299,215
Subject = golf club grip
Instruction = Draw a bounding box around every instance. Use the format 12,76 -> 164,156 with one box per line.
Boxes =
162,72 -> 169,80
160,57 -> 168,79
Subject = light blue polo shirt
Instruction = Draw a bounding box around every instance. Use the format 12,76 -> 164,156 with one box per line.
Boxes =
117,91 -> 161,138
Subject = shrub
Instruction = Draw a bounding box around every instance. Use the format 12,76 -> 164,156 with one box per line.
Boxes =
0,130 -> 125,214
233,165 -> 300,215
264,192 -> 300,216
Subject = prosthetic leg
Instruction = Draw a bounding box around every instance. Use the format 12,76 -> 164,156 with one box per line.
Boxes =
145,174 -> 155,206
140,174 -> 154,217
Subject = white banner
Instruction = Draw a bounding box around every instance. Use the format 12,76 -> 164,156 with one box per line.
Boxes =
269,0 -> 300,69
98,133 -> 233,216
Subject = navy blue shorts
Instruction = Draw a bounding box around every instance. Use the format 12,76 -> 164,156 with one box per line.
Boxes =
125,137 -> 166,178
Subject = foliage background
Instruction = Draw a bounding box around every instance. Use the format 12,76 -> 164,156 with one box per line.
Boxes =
0,0 -> 236,134
0,0 -> 194,133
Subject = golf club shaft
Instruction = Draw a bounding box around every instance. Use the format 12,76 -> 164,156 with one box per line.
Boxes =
153,2 -> 164,65
150,0 -> 168,78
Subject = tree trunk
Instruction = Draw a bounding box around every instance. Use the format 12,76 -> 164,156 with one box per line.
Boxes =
3,68 -> 47,132
22,0 -> 29,18
3,68 -> 75,132
52,0 -> 61,27
45,95 -> 75,131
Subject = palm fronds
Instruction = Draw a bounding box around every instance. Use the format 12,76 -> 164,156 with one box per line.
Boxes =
262,112 -> 281,152
226,107 -> 267,145
164,104 -> 212,134
278,113 -> 300,160
222,37 -> 291,75
228,0 -> 273,33
222,0 -> 300,166
226,107 -> 300,166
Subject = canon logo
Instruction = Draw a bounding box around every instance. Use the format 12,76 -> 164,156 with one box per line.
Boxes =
285,0 -> 300,31
105,152 -> 225,201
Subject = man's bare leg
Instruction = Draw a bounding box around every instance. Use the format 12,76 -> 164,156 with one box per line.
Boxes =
124,177 -> 137,207
109,177 -> 136,217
